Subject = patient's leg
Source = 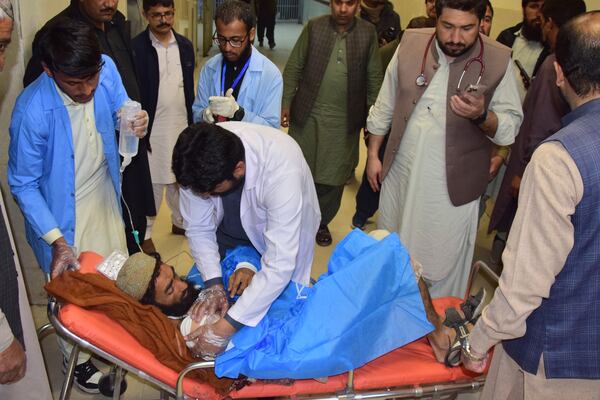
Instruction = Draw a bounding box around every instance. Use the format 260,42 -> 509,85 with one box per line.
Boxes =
416,277 -> 455,362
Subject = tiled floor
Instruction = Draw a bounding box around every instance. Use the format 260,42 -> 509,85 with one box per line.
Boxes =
27,22 -> 498,399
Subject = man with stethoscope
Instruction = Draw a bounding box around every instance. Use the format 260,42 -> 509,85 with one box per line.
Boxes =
365,0 -> 523,298
191,0 -> 282,128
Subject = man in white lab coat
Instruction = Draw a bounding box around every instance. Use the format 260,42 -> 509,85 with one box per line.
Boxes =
172,121 -> 321,358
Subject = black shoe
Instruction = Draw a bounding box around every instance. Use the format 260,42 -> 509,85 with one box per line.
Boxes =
63,359 -> 103,394
258,40 -> 264,47
351,212 -> 367,230
316,225 -> 332,246
269,42 -> 276,49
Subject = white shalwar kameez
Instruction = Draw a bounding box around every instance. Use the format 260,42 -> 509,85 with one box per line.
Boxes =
146,31 -> 188,235
56,84 -> 127,257
368,41 -> 521,298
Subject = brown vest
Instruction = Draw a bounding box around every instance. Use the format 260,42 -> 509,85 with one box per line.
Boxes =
290,16 -> 377,134
383,28 -> 511,206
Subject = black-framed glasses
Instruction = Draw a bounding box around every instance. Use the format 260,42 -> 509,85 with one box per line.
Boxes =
212,31 -> 248,48
149,11 -> 175,20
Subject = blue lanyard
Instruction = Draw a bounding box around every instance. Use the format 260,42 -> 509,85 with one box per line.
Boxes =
221,57 -> 251,96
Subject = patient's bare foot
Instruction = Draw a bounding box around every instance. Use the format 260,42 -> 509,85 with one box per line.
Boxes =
427,323 -> 454,363
427,308 -> 473,364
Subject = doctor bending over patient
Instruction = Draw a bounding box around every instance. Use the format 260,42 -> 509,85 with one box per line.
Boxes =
172,121 -> 321,358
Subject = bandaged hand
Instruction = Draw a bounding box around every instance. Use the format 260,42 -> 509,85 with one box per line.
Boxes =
185,317 -> 235,359
208,88 -> 239,118
187,285 -> 229,323
131,110 -> 149,138
50,237 -> 79,279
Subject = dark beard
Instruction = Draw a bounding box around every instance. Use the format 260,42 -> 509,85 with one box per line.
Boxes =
437,38 -> 476,58
156,282 -> 201,318
521,19 -> 542,42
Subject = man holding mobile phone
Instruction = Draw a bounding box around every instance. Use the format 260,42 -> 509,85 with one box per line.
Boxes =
365,0 -> 523,298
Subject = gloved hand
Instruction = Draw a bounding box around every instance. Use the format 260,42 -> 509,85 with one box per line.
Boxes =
187,285 -> 229,322
50,237 -> 79,279
131,110 -> 149,138
202,107 -> 215,123
208,88 -> 239,118
185,319 -> 234,360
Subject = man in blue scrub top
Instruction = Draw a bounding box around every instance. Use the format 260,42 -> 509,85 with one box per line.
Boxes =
192,0 -> 282,128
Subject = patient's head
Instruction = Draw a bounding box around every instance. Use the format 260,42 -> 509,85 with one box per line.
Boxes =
116,252 -> 200,317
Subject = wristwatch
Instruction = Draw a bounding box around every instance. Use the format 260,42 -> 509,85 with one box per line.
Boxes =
462,337 -> 487,362
232,106 -> 245,121
471,109 -> 488,126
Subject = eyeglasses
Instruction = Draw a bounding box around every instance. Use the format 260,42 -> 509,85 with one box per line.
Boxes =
148,11 -> 175,20
212,32 -> 248,48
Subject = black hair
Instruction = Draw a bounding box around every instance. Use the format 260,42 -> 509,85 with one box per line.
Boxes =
139,252 -> 201,318
486,0 -> 494,16
555,11 -> 600,97
215,0 -> 256,31
38,17 -> 102,78
541,0 -> 585,29
435,0 -> 487,20
172,123 -> 245,195
142,0 -> 174,12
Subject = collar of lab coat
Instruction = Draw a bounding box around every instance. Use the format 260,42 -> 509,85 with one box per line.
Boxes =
238,134 -> 259,191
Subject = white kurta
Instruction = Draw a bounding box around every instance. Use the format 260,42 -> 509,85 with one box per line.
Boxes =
147,30 -> 188,184
511,30 -> 544,102
368,41 -> 522,298
57,85 -> 127,257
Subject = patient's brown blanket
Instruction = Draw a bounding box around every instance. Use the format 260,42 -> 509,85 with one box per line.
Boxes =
45,271 -> 235,395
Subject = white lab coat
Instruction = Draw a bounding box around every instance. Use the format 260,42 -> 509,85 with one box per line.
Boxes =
180,122 -> 321,326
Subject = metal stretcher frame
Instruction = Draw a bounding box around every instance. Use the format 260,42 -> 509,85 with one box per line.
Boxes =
45,260 -> 499,400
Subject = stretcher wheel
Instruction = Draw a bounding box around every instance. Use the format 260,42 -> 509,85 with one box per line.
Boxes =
98,367 -> 128,397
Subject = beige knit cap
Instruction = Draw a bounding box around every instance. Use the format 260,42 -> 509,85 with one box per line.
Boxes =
115,252 -> 157,300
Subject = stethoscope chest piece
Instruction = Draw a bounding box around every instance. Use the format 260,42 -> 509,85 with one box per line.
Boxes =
416,74 -> 427,87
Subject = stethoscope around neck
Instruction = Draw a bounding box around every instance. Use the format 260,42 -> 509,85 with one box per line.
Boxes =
416,33 -> 485,91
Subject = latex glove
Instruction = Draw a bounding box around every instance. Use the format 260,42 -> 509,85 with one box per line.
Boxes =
187,285 -> 229,323
202,107 -> 215,123
131,110 -> 149,138
0,338 -> 26,384
228,267 -> 255,298
50,237 -> 79,279
185,318 -> 235,360
208,88 -> 239,118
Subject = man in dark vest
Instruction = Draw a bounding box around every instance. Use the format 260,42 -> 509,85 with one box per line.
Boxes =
23,0 -> 155,257
365,0 -> 522,298
131,0 -> 195,253
464,11 -> 600,399
281,0 -> 383,246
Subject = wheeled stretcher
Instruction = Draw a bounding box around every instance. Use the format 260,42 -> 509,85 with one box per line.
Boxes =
47,254 -> 492,400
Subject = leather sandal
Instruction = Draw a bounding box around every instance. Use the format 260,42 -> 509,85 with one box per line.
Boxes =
316,225 -> 332,246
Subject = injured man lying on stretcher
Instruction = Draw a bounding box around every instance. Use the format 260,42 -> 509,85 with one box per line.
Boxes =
111,229 -> 483,378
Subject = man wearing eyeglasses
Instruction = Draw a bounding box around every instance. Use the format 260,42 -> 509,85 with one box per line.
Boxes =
9,18 -> 148,394
132,0 -> 195,253
366,0 -> 522,298
23,0 -> 156,260
191,0 -> 282,128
